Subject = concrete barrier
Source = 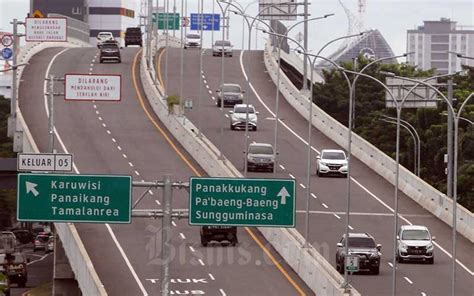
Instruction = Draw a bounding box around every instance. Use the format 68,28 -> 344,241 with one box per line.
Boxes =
141,36 -> 359,296
15,40 -> 107,295
263,42 -> 474,243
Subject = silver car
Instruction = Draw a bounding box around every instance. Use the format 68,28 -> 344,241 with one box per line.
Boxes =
184,33 -> 201,49
216,84 -> 244,107
229,104 -> 258,131
212,40 -> 233,57
247,143 -> 275,172
316,149 -> 348,177
397,225 -> 435,264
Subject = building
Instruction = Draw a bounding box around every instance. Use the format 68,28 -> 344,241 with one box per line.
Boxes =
30,0 -> 139,46
319,29 -> 397,68
407,18 -> 474,74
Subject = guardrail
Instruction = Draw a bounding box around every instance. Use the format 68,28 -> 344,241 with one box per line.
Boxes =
15,37 -> 107,294
263,42 -> 474,243
141,35 -> 358,296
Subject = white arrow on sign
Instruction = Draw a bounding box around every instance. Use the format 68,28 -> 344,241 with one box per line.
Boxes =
26,181 -> 39,197
277,187 -> 290,205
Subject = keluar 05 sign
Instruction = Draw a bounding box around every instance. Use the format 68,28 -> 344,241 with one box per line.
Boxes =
65,74 -> 122,101
25,17 -> 67,42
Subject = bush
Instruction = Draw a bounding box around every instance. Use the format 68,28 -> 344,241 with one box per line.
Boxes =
166,94 -> 180,114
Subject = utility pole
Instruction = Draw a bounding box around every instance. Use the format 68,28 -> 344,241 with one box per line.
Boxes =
447,79 -> 454,198
45,76 -> 65,154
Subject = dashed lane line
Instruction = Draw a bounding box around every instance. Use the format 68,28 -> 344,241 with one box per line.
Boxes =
179,233 -> 186,240
404,277 -> 413,284
279,164 -> 285,170
198,259 -> 205,266
299,183 -> 305,189
322,203 -> 328,209
208,273 -> 215,281
189,246 -> 195,253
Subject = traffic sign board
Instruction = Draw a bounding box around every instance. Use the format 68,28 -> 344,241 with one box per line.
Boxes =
1,48 -> 12,60
153,13 -> 180,30
25,17 -> 67,42
189,177 -> 295,227
17,173 -> 132,223
17,153 -> 73,172
190,13 -> 220,31
65,74 -> 121,101
346,255 -> 359,272
1,35 -> 13,47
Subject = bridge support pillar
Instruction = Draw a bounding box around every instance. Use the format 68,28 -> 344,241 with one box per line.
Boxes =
53,235 -> 81,296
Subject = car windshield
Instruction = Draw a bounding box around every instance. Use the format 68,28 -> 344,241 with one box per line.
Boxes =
215,40 -> 231,46
187,34 -> 200,39
36,235 -> 49,243
347,237 -> 376,248
322,151 -> 345,160
99,33 -> 112,38
234,106 -> 254,114
102,44 -> 118,49
222,85 -> 240,93
249,145 -> 273,155
402,229 -> 430,240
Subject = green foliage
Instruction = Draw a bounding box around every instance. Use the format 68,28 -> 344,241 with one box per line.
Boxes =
166,94 -> 180,114
0,96 -> 14,158
313,61 -> 474,212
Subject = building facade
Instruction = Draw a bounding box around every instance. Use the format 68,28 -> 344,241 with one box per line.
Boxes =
407,18 -> 474,74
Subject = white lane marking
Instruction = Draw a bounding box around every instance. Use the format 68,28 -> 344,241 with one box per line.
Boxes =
289,174 -> 295,179
203,79 -> 207,84
295,210 -> 433,218
43,53 -> 148,296
112,138 -> 116,143
93,105 -> 97,109
102,123 -> 106,128
311,193 -> 317,199
122,153 -> 127,159
155,199 -> 161,206
348,225 -> 354,230
106,130 -> 111,135
95,110 -> 99,115
198,259 -> 205,266
322,203 -> 328,209
404,277 -> 413,284
219,288 -> 227,296
208,273 -> 215,281
179,233 -> 186,240
266,117 -> 276,120
205,84 -> 209,89
92,60 -> 95,63
89,67 -> 93,72
171,220 -> 177,227
334,213 -> 341,219
208,89 -> 213,94
98,116 -> 103,121
421,292 -> 427,296
388,262 -> 393,268
189,246 -> 195,253
148,190 -> 154,195
128,162 -> 134,167
90,63 -> 93,67
279,164 -> 285,170
240,53 -> 474,276
27,253 -> 51,265
299,183 -> 306,189
117,146 -> 122,151
134,170 -> 140,176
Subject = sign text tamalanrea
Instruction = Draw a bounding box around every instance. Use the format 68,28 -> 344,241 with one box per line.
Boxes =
65,74 -> 121,101
189,177 -> 295,227
17,173 -> 132,223
25,18 -> 67,42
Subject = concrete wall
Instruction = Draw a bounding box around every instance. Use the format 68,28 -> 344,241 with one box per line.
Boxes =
140,36 -> 359,296
263,42 -> 474,243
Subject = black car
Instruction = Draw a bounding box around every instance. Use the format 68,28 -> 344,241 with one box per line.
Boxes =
125,27 -> 143,47
335,233 -> 381,275
200,226 -> 238,247
246,143 -> 276,172
100,41 -> 121,63
2,253 -> 28,288
12,230 -> 34,245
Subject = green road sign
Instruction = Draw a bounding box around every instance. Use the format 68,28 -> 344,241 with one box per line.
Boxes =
189,177 -> 295,227
17,173 -> 132,223
153,12 -> 180,30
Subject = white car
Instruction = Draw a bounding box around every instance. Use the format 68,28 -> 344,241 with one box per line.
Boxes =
212,40 -> 233,57
229,104 -> 258,131
316,149 -> 348,177
184,33 -> 201,49
97,32 -> 114,48
397,225 -> 435,264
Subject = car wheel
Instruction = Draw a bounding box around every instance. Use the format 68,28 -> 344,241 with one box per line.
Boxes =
371,266 -> 380,275
217,100 -> 221,107
316,168 -> 321,177
18,279 -> 26,288
253,126 -> 257,131
396,253 -> 403,263
118,59 -> 121,63
200,235 -> 208,247
230,125 -> 234,130
427,257 -> 434,264
100,59 -> 103,63
230,235 -> 238,246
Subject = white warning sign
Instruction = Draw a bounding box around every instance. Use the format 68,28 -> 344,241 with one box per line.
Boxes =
65,74 -> 122,101
25,18 -> 67,42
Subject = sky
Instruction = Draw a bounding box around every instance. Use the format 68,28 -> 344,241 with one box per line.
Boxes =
0,0 -> 473,58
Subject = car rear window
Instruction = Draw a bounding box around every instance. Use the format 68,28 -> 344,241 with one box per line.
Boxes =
187,34 -> 200,39
215,40 -> 231,46
235,106 -> 254,114
402,229 -> 430,240
222,85 -> 241,93
99,33 -> 112,38
102,43 -> 118,49
126,28 -> 141,34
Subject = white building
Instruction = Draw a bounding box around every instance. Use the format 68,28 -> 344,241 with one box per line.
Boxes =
407,18 -> 474,74
87,0 -> 139,46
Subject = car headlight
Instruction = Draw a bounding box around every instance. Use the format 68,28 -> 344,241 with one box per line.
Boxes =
399,242 -> 407,250
319,162 -> 327,166
247,156 -> 257,163
369,252 -> 379,258
426,243 -> 434,251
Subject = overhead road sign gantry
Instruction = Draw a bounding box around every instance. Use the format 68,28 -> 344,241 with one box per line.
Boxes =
189,177 -> 295,227
190,13 -> 220,31
17,153 -> 73,172
17,173 -> 132,223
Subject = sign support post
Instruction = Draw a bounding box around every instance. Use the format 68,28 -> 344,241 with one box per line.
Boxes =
45,75 -> 65,153
161,175 -> 172,296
